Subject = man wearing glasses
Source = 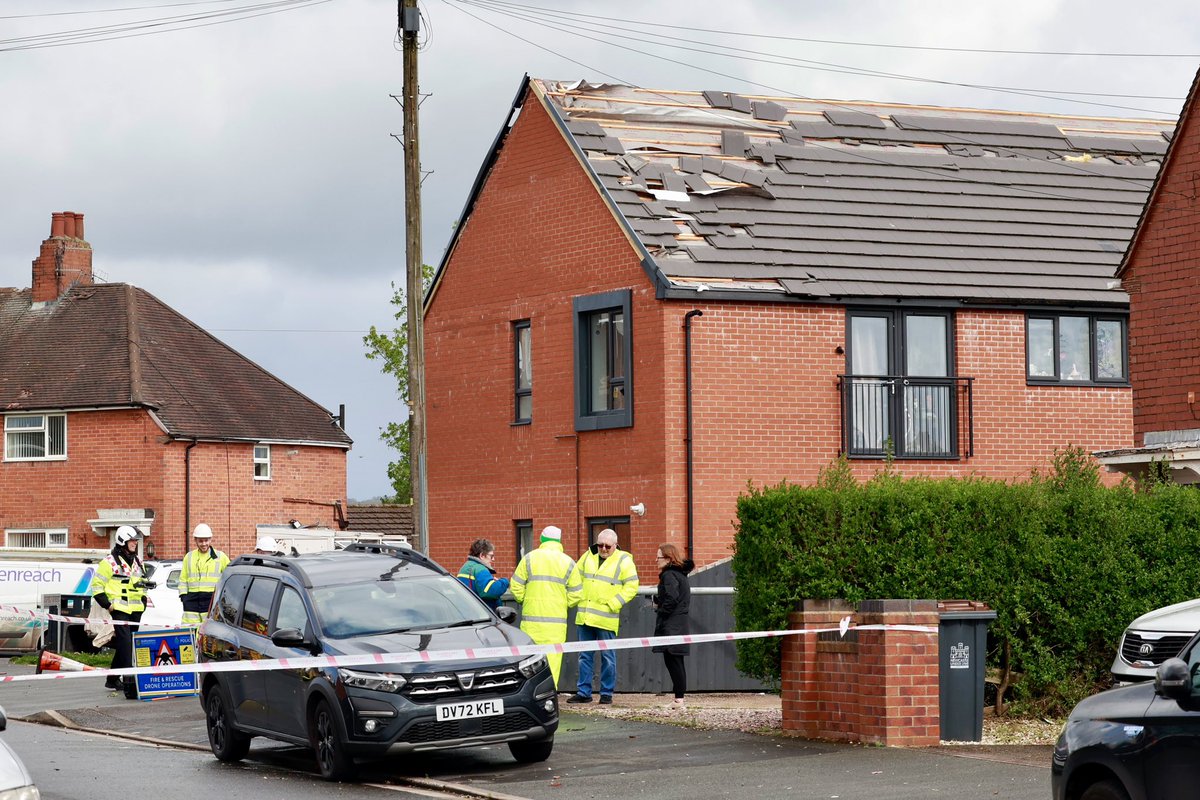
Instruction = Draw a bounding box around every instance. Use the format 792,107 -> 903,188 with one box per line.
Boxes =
566,528 -> 639,705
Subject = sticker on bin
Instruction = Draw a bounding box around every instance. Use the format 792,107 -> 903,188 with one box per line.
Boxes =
436,698 -> 504,722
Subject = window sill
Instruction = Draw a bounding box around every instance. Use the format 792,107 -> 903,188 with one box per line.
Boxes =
1026,380 -> 1130,388
511,420 -> 532,427
3,456 -> 68,463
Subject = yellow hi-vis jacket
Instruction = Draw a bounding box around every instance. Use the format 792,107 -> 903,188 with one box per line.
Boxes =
90,553 -> 148,614
510,541 -> 582,643
572,548 -> 639,633
179,548 -> 230,595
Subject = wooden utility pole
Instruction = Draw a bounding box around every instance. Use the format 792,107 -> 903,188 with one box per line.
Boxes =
400,0 -> 428,552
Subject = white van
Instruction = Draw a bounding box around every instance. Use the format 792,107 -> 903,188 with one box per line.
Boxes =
0,549 -> 107,654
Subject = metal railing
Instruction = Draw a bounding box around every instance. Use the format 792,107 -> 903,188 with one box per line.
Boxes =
838,374 -> 974,459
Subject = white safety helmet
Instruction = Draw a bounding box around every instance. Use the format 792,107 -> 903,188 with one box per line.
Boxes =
255,536 -> 280,553
193,523 -> 213,539
114,525 -> 139,546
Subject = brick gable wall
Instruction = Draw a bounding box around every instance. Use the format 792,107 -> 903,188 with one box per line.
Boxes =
1121,98 -> 1200,440
426,92 -> 1132,578
0,408 -> 347,558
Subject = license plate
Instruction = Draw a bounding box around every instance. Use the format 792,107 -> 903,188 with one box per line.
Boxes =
435,698 -> 505,722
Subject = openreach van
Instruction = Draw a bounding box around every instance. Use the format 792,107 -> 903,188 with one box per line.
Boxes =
0,547 -> 107,653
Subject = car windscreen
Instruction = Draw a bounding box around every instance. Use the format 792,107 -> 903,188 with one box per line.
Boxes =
311,574 -> 492,638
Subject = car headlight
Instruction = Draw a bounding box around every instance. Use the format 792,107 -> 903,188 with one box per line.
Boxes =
518,654 -> 547,678
339,668 -> 407,692
0,784 -> 39,800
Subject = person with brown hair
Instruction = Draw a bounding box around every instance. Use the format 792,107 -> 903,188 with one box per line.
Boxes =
652,543 -> 693,709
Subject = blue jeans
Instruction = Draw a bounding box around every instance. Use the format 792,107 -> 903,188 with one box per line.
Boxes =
576,625 -> 616,698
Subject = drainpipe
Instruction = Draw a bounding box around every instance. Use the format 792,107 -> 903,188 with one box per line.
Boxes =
184,439 -> 198,554
683,310 -> 704,559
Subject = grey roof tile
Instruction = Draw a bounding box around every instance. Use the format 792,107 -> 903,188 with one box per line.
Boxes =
535,80 -> 1172,305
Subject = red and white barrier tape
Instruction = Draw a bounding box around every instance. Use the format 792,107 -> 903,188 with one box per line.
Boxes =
0,621 -> 936,684
0,604 -> 150,628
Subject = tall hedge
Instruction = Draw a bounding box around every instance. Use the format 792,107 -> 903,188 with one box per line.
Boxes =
731,451 -> 1200,714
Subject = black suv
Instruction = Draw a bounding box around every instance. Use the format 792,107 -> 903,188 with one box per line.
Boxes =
1052,630 -> 1200,799
197,543 -> 558,780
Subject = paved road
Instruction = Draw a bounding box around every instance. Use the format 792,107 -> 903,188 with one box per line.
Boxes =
0,664 -> 1051,800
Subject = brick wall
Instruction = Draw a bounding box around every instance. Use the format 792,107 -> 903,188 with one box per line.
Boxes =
425,90 -> 1133,578
0,408 -> 347,558
782,599 -> 940,747
1121,94 -> 1200,440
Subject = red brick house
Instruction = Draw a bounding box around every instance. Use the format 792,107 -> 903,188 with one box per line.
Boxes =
1097,67 -> 1200,482
425,78 -> 1173,574
0,212 -> 352,558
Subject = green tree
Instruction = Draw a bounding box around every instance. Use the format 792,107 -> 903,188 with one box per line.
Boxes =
363,264 -> 434,503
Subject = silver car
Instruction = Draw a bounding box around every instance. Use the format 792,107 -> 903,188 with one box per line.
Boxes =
1111,597 -> 1200,683
0,708 -> 39,799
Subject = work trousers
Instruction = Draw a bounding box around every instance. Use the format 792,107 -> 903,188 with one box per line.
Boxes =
576,624 -> 616,698
107,609 -> 143,686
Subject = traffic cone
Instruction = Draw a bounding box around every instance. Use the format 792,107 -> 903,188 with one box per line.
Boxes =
35,648 -> 97,675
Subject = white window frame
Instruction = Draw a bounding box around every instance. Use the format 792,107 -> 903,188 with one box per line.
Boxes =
3,413 -> 67,462
5,528 -> 69,549
253,444 -> 271,481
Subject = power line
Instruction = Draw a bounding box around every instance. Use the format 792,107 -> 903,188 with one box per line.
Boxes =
455,0 -> 1178,115
463,0 -> 1200,59
0,1 -> 242,20
0,0 -> 331,52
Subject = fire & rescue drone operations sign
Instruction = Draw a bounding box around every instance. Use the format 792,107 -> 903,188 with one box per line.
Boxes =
133,628 -> 198,700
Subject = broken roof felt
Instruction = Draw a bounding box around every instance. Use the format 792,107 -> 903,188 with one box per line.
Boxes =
0,283 -> 352,445
532,79 -> 1175,306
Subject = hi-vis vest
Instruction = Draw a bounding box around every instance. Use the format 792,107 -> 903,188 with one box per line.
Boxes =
179,548 -> 230,595
510,541 -> 582,641
573,548 -> 639,633
91,553 -> 147,614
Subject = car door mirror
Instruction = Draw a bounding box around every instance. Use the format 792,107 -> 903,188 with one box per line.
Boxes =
1154,657 -> 1192,701
272,627 -> 312,650
495,606 -> 518,624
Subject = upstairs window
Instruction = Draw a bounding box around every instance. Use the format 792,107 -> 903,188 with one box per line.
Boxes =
1027,315 -> 1127,384
515,520 -> 533,560
574,290 -> 633,431
4,414 -> 66,461
254,444 -> 271,480
514,320 -> 532,423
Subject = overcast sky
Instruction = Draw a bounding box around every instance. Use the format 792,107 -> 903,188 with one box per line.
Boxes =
3,0 -> 1199,501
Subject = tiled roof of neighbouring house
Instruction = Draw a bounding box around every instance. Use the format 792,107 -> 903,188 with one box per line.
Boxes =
345,504 -> 414,540
0,283 -> 352,446
523,79 -> 1176,306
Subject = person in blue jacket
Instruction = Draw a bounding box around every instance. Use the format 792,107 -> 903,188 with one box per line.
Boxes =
457,539 -> 510,611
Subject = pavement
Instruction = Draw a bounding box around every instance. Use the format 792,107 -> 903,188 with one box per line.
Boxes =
0,662 -> 1053,799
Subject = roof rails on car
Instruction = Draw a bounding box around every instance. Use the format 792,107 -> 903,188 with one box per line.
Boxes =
340,541 -> 447,574
229,554 -> 295,570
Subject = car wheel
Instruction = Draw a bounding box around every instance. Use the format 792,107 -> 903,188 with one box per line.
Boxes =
1080,779 -> 1130,800
205,684 -> 251,762
508,735 -> 554,763
310,699 -> 356,781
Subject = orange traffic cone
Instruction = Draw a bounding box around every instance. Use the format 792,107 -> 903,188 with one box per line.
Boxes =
35,648 -> 97,675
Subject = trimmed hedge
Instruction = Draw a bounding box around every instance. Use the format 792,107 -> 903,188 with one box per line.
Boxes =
731,450 -> 1200,714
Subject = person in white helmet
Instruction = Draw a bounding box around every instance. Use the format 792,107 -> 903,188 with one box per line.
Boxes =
90,526 -> 150,694
253,535 -> 283,555
178,523 -> 230,626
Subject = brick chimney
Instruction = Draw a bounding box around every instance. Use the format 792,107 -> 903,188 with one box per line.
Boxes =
32,211 -> 93,303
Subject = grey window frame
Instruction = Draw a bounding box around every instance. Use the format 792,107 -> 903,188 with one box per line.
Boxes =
573,289 -> 633,431
587,516 -> 632,554
515,520 -> 533,560
513,319 -> 532,424
1025,314 -> 1128,385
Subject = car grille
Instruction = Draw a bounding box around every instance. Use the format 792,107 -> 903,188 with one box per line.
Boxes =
404,710 -> 534,743
403,664 -> 523,702
1121,632 -> 1192,666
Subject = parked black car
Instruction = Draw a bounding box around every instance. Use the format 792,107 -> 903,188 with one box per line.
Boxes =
197,543 -> 558,780
1052,630 -> 1200,799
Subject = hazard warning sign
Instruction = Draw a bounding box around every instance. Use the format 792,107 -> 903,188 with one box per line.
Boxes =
132,628 -> 198,700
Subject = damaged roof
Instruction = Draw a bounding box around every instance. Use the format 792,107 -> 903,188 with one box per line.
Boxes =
532,79 -> 1175,306
0,284 -> 352,446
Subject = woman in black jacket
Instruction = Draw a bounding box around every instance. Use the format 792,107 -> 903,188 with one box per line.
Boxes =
652,543 -> 694,708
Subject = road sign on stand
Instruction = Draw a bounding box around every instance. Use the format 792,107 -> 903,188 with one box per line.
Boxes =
132,628 -> 198,700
